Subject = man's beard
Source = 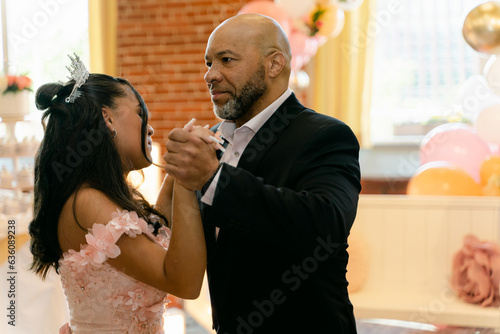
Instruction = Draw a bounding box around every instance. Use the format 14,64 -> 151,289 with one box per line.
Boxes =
213,64 -> 267,121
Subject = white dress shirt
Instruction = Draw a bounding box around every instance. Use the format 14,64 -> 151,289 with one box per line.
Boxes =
201,88 -> 292,206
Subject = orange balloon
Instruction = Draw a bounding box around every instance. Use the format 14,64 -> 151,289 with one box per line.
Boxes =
407,163 -> 482,196
483,182 -> 500,196
480,155 -> 500,186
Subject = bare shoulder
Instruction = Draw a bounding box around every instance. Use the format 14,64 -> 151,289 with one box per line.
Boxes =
71,187 -> 122,229
58,187 -> 125,253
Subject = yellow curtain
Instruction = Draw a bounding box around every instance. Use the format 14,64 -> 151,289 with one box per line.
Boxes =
312,0 -> 377,146
88,0 -> 118,76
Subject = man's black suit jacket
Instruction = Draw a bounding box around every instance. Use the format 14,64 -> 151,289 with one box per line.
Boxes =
200,93 -> 361,334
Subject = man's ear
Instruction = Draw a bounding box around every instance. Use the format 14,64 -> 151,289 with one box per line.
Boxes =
102,107 -> 114,132
267,51 -> 286,79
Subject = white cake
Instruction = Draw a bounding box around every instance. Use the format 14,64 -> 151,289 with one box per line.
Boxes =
0,90 -> 30,121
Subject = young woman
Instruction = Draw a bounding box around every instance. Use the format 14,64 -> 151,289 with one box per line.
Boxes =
29,69 -> 207,333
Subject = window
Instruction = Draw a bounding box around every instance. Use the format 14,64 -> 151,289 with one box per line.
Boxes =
0,2 -> 4,73
369,0 -> 484,144
0,0 -> 89,185
1,0 -> 89,140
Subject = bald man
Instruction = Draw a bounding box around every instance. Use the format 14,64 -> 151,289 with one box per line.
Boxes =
164,14 -> 361,334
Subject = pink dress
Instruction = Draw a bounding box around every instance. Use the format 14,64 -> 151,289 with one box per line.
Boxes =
58,209 -> 171,333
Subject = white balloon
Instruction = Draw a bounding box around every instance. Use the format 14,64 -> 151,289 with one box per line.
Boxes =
475,104 -> 500,144
484,55 -> 500,96
460,74 -> 500,115
289,70 -> 310,91
275,0 -> 316,18
333,0 -> 364,11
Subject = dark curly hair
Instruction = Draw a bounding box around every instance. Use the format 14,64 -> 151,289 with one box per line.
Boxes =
29,73 -> 168,279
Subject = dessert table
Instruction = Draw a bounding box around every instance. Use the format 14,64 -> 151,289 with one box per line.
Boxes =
0,190 -> 69,334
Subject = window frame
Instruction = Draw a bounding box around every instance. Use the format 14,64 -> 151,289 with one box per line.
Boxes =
368,0 -> 484,146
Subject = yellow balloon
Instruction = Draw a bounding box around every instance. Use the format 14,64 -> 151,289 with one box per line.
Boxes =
463,2 -> 500,54
407,163 -> 482,196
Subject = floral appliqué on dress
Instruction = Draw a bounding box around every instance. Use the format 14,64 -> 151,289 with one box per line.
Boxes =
58,209 -> 171,333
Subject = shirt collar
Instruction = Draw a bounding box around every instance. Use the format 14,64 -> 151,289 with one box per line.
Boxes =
218,88 -> 293,142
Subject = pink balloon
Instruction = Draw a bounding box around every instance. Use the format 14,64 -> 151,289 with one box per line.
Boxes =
289,30 -> 308,71
300,38 -> 319,67
289,31 -> 307,56
288,31 -> 319,71
238,1 -> 291,36
291,56 -> 304,73
304,36 -> 319,58
420,123 -> 492,182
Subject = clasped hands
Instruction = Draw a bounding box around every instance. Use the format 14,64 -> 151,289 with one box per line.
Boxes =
163,119 -> 222,191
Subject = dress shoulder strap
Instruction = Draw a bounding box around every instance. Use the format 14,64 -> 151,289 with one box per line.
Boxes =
60,209 -> 153,268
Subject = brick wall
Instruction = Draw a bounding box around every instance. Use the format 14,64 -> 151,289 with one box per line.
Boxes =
116,0 -> 269,309
115,0 -> 312,310
116,0 -> 310,154
117,0 -> 255,149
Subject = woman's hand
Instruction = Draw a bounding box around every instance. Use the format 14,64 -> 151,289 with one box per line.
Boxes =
184,119 -> 224,152
155,173 -> 175,222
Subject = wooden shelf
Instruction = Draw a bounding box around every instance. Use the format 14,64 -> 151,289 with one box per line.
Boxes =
349,195 -> 500,329
351,290 -> 500,328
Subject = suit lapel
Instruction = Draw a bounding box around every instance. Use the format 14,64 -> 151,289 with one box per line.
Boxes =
238,93 -> 304,171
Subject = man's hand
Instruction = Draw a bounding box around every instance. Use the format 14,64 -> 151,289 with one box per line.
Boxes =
163,127 -> 220,191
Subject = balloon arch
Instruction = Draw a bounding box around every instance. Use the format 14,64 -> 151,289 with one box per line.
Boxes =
237,0 -> 364,90
408,2 -> 500,196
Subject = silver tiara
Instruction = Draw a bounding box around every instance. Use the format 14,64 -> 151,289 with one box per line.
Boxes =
65,53 -> 89,103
